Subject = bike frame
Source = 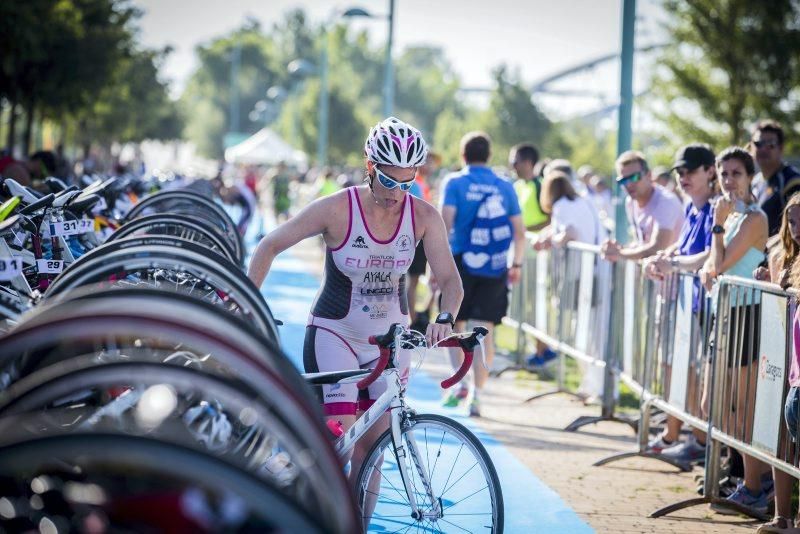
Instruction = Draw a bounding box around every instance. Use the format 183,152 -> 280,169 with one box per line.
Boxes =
329,365 -> 441,520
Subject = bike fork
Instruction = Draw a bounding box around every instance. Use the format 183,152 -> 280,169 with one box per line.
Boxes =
390,407 -> 420,519
390,408 -> 440,521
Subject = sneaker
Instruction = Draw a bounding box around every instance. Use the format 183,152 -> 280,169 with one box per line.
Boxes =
762,476 -> 775,501
660,434 -> 706,464
757,516 -> 798,533
646,434 -> 676,454
525,349 -> 558,370
469,398 -> 481,417
443,386 -> 469,408
711,482 -> 770,516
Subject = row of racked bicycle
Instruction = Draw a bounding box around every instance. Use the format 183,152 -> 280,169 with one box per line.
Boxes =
0,176 -> 503,533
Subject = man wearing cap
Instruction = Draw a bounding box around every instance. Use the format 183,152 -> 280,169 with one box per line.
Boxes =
602,150 -> 685,261
749,119 -> 800,236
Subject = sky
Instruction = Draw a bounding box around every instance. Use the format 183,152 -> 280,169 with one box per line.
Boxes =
135,0 -> 667,117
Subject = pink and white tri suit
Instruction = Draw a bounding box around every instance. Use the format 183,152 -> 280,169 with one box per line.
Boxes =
304,187 -> 417,415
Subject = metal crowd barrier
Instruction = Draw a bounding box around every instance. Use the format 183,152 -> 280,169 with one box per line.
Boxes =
505,245 -> 800,521
595,268 -> 714,473
647,276 -> 797,520
501,240 -> 636,432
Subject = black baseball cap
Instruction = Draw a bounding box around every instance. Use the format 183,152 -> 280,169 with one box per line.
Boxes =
671,144 -> 715,171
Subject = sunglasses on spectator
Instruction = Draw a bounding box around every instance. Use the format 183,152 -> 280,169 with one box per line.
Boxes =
753,140 -> 779,149
616,171 -> 642,186
374,167 -> 415,191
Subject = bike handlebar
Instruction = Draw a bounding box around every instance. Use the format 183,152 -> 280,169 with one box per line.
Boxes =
357,324 -> 403,389
362,324 -> 489,390
435,327 -> 488,389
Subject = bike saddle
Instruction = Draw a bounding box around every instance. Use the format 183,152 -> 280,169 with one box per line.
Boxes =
18,193 -> 55,215
53,190 -> 83,209
44,177 -> 69,194
3,179 -> 41,204
66,193 -> 101,216
0,214 -> 21,235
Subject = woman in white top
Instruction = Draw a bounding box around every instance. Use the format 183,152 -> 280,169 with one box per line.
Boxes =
533,171 -> 603,250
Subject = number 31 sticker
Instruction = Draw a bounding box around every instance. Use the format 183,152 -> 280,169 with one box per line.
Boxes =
0,257 -> 23,281
36,259 -> 64,274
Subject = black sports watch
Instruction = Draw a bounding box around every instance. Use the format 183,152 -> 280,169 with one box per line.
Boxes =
712,224 -> 725,234
435,312 -> 455,328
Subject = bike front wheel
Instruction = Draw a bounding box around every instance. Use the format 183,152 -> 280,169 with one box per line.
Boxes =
355,412 -> 503,533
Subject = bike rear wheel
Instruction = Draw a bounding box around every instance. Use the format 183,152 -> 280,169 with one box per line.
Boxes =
355,412 -> 504,533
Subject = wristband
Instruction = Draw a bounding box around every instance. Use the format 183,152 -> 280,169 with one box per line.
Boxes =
511,263 -> 522,268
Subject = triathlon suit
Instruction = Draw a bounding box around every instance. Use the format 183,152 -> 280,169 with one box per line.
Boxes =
304,187 -> 417,415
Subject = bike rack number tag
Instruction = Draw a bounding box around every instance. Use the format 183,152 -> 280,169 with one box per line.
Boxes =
50,219 -> 93,236
0,256 -> 23,281
36,259 -> 64,274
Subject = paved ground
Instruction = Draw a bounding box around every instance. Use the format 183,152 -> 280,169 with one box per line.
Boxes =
420,353 -> 762,533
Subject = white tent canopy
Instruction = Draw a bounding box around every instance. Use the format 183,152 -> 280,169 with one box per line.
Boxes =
224,128 -> 308,167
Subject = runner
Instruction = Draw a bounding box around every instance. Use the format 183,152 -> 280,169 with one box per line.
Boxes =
247,116 -> 463,485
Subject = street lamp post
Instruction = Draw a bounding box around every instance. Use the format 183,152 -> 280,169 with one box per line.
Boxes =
615,0 -> 636,244
383,0 -> 395,118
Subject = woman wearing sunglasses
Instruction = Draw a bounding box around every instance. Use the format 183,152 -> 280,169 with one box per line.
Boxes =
248,116 -> 463,484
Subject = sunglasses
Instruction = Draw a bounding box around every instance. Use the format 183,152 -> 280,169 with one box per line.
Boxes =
753,140 -> 779,149
616,171 -> 642,186
375,167 -> 415,191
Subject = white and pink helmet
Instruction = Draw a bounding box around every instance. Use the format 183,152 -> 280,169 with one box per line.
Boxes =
364,117 -> 428,168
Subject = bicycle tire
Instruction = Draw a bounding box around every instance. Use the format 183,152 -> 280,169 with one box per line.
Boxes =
45,236 -> 279,342
107,213 -> 240,265
0,433 -> 325,533
9,291 -> 299,402
124,190 -> 243,260
0,360 -> 358,533
355,412 -> 504,533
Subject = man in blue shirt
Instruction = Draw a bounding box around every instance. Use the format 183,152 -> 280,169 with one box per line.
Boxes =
440,131 -> 525,416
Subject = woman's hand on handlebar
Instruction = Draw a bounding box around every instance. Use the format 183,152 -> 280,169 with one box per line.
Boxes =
426,320 -> 452,348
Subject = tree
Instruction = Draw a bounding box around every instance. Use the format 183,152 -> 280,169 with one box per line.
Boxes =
180,19 -> 284,159
478,66 -> 553,165
0,0 -> 139,154
394,46 -> 461,141
70,47 -> 182,148
654,0 -> 800,148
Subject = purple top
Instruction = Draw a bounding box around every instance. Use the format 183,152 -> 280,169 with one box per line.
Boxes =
791,308 -> 800,388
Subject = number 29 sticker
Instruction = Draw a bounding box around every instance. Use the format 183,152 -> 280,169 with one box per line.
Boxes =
36,259 -> 64,274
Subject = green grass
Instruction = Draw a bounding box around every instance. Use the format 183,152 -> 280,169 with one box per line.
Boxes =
498,323 -> 641,413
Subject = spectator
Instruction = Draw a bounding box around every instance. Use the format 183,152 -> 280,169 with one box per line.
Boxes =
533,171 -> 603,250
641,144 -> 717,458
315,168 -> 342,198
652,164 -> 684,202
750,120 -> 800,236
511,144 -> 554,369
510,143 -> 549,231
753,193 -> 800,533
755,193 -> 800,289
440,131 -> 526,417
0,151 -> 32,186
589,174 -> 614,220
697,147 -> 769,515
577,164 -> 595,192
601,150 -> 685,262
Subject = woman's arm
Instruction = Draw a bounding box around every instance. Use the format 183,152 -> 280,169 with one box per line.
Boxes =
708,212 -> 768,276
247,192 -> 343,287
418,202 -> 463,345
